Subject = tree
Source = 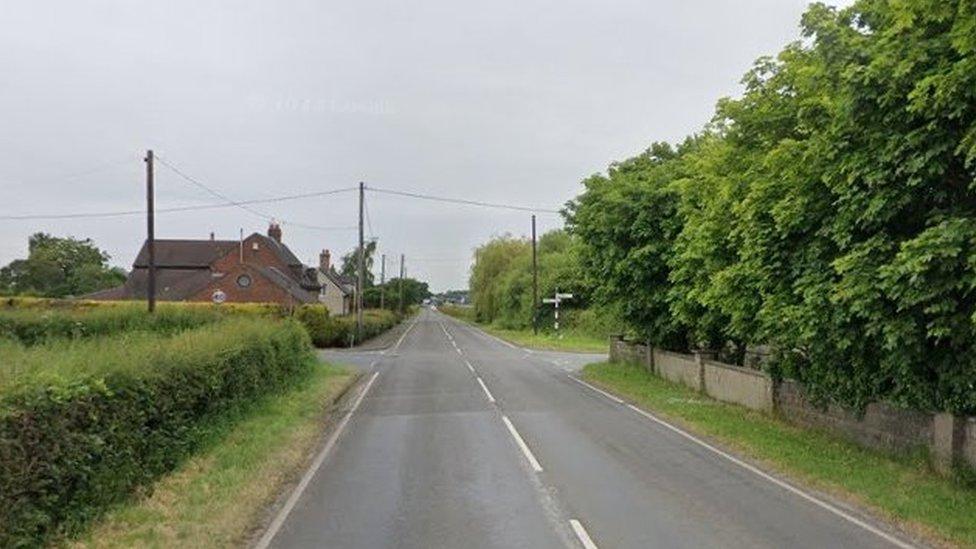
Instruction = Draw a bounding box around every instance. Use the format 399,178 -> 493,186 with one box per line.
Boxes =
339,240 -> 377,287
566,141 -> 692,349
0,233 -> 127,297
565,0 -> 976,413
363,277 -> 431,310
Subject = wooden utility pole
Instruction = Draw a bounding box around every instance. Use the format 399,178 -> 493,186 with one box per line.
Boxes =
145,150 -> 156,313
398,253 -> 405,313
380,253 -> 386,310
531,214 -> 538,334
357,182 -> 365,336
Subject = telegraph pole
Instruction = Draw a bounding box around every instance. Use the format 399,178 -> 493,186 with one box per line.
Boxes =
380,253 -> 386,310
531,214 -> 538,335
145,150 -> 156,313
357,182 -> 365,336
398,253 -> 405,313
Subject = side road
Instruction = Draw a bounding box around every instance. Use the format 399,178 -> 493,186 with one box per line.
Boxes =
259,308 -> 920,549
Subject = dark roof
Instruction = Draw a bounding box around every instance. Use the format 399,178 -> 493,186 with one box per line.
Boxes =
256,265 -> 318,303
123,268 -> 215,300
319,267 -> 353,296
133,240 -> 238,268
254,234 -> 302,267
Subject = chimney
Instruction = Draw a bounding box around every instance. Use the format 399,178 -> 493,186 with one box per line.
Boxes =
209,231 -> 215,241
320,249 -> 331,272
268,222 -> 282,243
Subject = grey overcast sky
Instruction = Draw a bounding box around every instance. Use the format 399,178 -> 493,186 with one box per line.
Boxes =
1,0 -> 849,292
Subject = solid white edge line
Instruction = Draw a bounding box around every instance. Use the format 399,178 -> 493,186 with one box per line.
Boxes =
569,375 -> 624,404
569,519 -> 599,549
254,371 -> 380,549
476,377 -> 496,403
501,415 -> 543,473
392,317 -> 419,352
624,403 -> 916,549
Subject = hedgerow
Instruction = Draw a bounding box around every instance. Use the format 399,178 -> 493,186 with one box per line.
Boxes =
0,299 -> 406,349
0,305 -> 224,345
566,0 -> 976,414
0,318 -> 313,547
296,305 -> 401,347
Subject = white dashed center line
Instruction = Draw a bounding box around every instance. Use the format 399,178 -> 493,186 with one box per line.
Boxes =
476,376 -> 496,403
501,415 -> 543,472
569,519 -> 599,549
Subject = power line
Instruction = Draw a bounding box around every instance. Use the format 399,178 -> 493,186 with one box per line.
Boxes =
155,154 -> 274,221
156,155 -> 362,234
366,185 -> 562,214
0,187 -> 358,222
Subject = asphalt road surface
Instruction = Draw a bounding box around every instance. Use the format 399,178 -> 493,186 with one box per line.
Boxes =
263,308 -> 916,549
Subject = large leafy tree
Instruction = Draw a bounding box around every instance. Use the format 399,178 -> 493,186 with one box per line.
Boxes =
0,233 -> 127,297
468,230 -> 589,329
339,240 -> 377,287
566,142 -> 691,349
567,0 -> 976,413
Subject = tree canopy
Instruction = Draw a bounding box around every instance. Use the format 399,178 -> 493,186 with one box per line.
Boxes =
564,0 -> 976,413
0,233 -> 127,298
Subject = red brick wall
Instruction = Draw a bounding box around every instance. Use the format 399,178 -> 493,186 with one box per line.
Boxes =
189,235 -> 305,305
189,263 -> 303,305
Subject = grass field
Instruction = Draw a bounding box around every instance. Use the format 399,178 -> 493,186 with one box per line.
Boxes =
438,305 -> 608,353
70,361 -> 356,548
582,361 -> 976,547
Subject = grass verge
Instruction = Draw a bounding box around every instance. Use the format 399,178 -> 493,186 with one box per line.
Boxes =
582,361 -> 976,548
479,326 -> 608,353
69,361 -> 356,549
438,305 -> 607,353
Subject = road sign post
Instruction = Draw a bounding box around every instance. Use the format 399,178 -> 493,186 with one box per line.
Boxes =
542,290 -> 573,337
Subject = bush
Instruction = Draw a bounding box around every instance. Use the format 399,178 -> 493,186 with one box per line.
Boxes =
296,306 -> 401,348
0,304 -> 225,345
0,318 -> 313,546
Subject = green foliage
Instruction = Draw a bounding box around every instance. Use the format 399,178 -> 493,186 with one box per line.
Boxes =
468,230 -> 601,332
0,318 -> 313,546
363,277 -> 431,311
567,1 -> 976,413
566,142 -> 693,349
338,241 -> 377,287
0,304 -> 223,345
295,306 -> 401,347
0,233 -> 126,298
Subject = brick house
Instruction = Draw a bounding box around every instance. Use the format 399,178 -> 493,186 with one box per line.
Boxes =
88,223 -> 349,312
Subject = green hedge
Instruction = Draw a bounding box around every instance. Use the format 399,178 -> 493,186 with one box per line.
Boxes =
0,318 -> 313,547
0,305 -> 224,345
296,306 -> 401,347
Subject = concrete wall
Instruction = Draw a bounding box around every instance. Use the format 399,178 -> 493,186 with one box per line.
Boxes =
965,418 -> 976,470
776,380 -> 932,454
654,349 -> 700,390
607,337 -> 976,476
703,360 -> 773,412
609,338 -> 648,369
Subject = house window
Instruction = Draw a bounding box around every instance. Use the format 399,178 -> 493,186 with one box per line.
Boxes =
236,274 -> 252,288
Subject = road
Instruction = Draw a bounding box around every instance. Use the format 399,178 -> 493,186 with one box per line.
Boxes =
262,308 -> 914,549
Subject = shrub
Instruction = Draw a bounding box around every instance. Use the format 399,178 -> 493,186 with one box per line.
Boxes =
295,306 -> 401,348
0,318 -> 313,547
0,304 -> 225,345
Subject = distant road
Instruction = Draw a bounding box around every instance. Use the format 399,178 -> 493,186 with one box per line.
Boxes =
264,308 -> 912,549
